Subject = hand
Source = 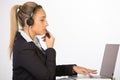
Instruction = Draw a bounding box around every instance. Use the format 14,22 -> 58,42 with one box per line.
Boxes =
42,32 -> 55,48
73,65 -> 97,76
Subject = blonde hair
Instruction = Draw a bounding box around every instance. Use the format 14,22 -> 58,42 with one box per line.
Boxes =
9,5 -> 20,58
9,2 -> 42,58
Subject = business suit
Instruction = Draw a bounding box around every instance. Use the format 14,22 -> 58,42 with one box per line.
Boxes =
13,32 -> 77,80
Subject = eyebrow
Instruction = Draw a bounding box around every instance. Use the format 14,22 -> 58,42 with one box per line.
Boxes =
40,16 -> 46,18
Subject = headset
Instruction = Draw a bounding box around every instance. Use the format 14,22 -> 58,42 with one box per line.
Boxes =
26,8 -> 35,26
27,17 -> 34,26
27,15 -> 34,26
27,5 -> 42,26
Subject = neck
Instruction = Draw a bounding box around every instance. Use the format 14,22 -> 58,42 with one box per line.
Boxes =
23,26 -> 35,40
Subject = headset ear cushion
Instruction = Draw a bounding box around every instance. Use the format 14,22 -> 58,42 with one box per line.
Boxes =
27,17 -> 34,26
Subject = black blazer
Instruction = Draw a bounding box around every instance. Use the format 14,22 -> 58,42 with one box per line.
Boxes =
13,32 -> 77,80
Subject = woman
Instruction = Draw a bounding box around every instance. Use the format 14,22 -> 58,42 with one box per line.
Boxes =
9,1 -> 96,80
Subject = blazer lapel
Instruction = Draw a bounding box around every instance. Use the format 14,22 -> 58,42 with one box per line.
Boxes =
29,42 -> 46,64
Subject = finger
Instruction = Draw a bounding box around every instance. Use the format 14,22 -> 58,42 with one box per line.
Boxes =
41,36 -> 46,42
81,71 -> 87,76
42,36 -> 45,39
82,68 -> 95,75
87,68 -> 95,71
90,70 -> 97,74
82,69 -> 90,75
78,69 -> 87,75
88,70 -> 97,74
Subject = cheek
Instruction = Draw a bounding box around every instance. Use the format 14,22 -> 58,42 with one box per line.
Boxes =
33,20 -> 46,34
35,26 -> 42,32
33,26 -> 46,34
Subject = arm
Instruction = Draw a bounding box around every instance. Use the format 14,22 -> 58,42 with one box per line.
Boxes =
56,65 -> 97,77
16,45 -> 56,80
56,64 -> 77,76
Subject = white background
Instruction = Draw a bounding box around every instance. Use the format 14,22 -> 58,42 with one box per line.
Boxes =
0,0 -> 120,80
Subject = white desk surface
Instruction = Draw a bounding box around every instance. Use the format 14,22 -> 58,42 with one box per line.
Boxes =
56,76 -> 112,80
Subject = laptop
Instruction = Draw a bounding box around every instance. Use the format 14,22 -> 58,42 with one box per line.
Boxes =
56,44 -> 119,80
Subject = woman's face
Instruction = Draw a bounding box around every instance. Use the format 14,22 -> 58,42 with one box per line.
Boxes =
31,8 -> 48,35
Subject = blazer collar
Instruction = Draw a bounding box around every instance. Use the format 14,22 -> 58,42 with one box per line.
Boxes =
19,29 -> 33,42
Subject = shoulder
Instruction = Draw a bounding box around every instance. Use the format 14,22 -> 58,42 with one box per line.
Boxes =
13,32 -> 35,51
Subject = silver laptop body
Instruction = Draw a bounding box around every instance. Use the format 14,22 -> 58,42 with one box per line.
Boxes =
100,44 -> 119,78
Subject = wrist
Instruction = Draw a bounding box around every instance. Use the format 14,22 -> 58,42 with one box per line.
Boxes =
72,64 -> 77,74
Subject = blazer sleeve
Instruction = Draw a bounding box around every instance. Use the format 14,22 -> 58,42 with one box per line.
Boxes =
15,42 -> 56,80
56,64 -> 77,76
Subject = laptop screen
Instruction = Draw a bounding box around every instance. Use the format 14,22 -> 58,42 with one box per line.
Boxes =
100,44 -> 119,78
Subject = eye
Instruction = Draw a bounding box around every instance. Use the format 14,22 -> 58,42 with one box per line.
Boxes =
40,19 -> 44,22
